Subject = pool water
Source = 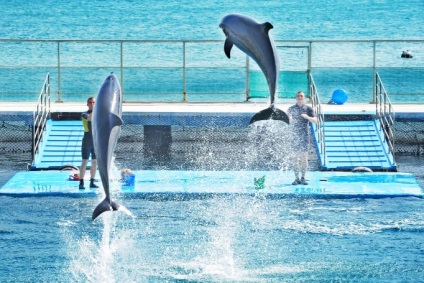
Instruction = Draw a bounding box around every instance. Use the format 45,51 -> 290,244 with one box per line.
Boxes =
0,156 -> 423,281
0,194 -> 423,281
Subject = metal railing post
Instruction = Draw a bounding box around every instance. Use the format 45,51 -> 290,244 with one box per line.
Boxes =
245,55 -> 250,101
308,42 -> 312,101
371,41 -> 377,103
120,41 -> 124,100
56,41 -> 63,103
183,41 -> 187,102
47,73 -> 51,119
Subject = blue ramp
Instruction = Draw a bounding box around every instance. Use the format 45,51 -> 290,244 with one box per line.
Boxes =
314,119 -> 397,171
31,120 -> 90,170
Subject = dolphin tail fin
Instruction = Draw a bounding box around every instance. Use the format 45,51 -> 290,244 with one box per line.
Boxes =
249,106 -> 290,125
110,200 -> 120,211
92,197 -> 120,220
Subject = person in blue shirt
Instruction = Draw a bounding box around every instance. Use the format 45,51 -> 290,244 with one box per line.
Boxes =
287,91 -> 317,185
121,168 -> 135,186
79,97 -> 99,190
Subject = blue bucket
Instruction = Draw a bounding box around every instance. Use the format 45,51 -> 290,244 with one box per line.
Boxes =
123,174 -> 135,186
329,89 -> 348,105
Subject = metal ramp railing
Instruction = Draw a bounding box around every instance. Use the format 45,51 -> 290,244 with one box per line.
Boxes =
375,72 -> 396,166
31,73 -> 87,170
309,73 -> 326,167
32,73 -> 51,162
310,72 -> 397,171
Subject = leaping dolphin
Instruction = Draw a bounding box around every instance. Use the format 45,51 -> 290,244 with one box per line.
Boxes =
92,72 -> 125,220
219,14 -> 289,125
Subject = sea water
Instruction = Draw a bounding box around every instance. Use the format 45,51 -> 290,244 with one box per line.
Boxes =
1,1 -> 424,281
0,0 -> 423,103
1,0 -> 423,40
0,189 -> 423,281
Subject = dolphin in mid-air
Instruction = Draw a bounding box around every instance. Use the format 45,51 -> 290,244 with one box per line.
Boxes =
92,72 -> 126,220
219,14 -> 289,125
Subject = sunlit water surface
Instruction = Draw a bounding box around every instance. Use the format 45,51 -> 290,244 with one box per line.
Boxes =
0,156 -> 423,281
1,193 -> 423,282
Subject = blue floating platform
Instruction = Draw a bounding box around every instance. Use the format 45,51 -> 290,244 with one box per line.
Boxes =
0,170 -> 422,198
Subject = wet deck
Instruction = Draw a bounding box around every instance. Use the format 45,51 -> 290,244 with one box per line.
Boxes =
0,170 -> 422,198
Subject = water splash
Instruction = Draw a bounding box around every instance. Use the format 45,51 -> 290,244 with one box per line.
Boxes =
246,121 -> 293,171
65,172 -> 136,282
164,198 -> 242,281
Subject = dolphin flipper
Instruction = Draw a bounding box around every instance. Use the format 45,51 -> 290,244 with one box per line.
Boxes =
224,38 -> 233,59
249,106 -> 290,125
111,113 -> 123,127
92,197 -> 121,220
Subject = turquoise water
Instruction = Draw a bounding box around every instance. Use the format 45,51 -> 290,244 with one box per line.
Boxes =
0,0 -> 423,103
1,194 -> 423,281
2,0 -> 423,40
1,1 -> 424,281
0,154 -> 423,281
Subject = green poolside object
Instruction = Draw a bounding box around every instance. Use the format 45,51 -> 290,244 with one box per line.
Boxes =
254,175 -> 266,190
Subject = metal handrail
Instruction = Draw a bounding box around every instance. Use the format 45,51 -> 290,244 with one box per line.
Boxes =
32,73 -> 51,160
375,72 -> 396,164
309,73 -> 326,167
1,39 -> 422,103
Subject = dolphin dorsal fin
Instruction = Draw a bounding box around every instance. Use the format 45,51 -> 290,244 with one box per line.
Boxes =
261,22 -> 274,34
224,37 -> 233,59
110,113 -> 123,127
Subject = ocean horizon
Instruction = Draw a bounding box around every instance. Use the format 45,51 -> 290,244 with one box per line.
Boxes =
1,0 -> 423,40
